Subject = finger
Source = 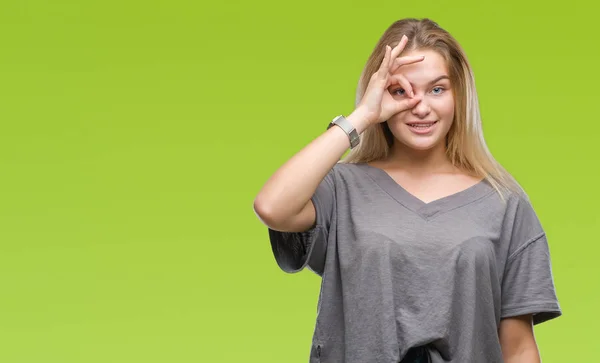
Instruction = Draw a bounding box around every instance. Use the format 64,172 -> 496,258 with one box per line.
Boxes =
379,45 -> 391,76
388,74 -> 415,98
390,55 -> 425,74
396,97 -> 420,113
389,35 -> 409,67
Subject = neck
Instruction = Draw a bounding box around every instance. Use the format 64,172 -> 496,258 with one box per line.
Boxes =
384,141 -> 456,176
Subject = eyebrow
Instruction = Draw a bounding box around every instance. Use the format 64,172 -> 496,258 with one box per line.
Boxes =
404,75 -> 450,90
427,75 -> 450,85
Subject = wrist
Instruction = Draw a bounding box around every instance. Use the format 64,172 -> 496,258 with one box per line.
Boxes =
346,109 -> 372,135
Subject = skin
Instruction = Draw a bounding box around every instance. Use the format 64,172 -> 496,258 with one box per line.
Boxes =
386,48 -> 455,154
254,35 -> 544,362
371,40 -> 542,361
499,314 -> 542,363
369,47 -> 481,204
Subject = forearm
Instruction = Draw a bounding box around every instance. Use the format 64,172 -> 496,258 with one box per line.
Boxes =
253,110 -> 370,223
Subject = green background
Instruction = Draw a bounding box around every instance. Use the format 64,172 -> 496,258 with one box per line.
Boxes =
0,0 -> 596,361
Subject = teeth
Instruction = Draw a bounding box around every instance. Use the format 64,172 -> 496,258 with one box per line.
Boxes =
409,123 -> 435,127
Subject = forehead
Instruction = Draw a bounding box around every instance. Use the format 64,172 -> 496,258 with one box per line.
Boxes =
392,49 -> 449,84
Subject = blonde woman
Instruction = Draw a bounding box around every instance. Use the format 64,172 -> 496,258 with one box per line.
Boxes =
253,18 -> 561,363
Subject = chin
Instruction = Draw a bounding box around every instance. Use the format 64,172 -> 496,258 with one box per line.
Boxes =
404,139 -> 440,151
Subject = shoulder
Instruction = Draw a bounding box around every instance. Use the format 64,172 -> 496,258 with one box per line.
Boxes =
499,186 -> 547,251
474,180 -> 543,233
330,161 -> 372,180
322,162 -> 387,195
503,186 -> 537,218
480,175 -> 533,211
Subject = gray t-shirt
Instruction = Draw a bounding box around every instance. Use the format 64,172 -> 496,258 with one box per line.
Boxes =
268,162 -> 561,363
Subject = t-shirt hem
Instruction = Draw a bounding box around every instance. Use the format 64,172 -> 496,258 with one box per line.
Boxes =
501,301 -> 562,325
269,224 -> 326,274
268,190 -> 329,275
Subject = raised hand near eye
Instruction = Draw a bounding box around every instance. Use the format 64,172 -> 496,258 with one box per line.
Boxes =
354,35 -> 425,127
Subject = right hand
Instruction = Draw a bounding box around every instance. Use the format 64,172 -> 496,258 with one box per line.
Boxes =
355,35 -> 426,127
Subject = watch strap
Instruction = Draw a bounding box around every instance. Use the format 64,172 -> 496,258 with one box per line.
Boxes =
327,115 -> 360,149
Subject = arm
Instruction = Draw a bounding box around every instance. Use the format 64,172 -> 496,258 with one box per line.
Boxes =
253,111 -> 370,232
254,39 -> 425,233
499,314 -> 541,363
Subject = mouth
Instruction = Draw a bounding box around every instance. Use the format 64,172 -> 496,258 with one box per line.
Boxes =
406,121 -> 438,134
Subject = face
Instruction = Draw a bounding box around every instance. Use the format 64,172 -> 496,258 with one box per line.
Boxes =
386,49 -> 455,152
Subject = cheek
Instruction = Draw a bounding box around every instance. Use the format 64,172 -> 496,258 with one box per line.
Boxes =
386,112 -> 406,126
437,96 -> 455,118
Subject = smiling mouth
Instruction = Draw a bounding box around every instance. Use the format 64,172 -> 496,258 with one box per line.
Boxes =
406,121 -> 438,129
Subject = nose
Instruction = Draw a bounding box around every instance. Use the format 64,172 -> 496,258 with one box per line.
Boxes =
410,95 -> 431,117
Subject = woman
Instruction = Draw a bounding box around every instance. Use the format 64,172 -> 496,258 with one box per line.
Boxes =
253,18 -> 561,363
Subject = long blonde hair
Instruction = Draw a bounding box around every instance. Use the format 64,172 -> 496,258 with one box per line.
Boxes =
340,18 -> 523,200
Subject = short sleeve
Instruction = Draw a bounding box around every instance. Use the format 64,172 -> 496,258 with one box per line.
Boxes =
267,168 -> 336,276
501,197 -> 562,325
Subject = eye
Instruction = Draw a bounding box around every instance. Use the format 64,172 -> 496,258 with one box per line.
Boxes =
432,86 -> 445,95
392,86 -> 446,96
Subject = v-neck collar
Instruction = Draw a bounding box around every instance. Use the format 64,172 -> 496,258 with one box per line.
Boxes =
355,162 -> 495,220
